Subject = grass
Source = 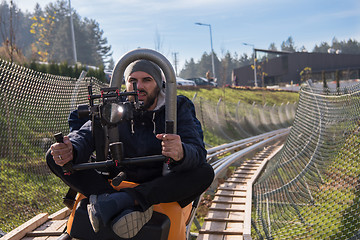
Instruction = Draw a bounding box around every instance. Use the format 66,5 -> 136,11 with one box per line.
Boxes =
0,157 -> 68,232
252,128 -> 360,239
178,86 -> 299,106
178,86 -> 299,147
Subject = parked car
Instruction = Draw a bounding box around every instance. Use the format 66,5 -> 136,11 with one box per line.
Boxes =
176,77 -> 196,86
186,77 -> 217,87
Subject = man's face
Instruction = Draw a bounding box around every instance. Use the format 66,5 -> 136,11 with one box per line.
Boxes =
126,71 -> 160,111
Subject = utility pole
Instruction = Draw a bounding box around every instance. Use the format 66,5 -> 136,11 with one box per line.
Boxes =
253,48 -> 257,87
68,0 -> 77,64
9,0 -> 15,62
172,52 -> 179,76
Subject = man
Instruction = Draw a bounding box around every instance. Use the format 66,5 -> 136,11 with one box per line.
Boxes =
47,59 -> 214,239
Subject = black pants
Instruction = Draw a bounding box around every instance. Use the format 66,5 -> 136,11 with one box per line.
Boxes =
46,150 -> 214,210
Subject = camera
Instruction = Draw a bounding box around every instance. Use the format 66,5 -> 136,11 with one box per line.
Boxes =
77,83 -> 141,126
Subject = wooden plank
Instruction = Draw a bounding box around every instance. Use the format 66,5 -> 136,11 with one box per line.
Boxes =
241,162 -> 261,166
232,174 -> 252,178
30,219 -> 67,233
226,222 -> 244,231
232,196 -> 247,202
22,235 -> 60,240
199,229 -> 244,235
204,217 -> 244,223
215,191 -> 247,197
48,207 -> 70,220
214,194 -> 245,199
213,191 -> 246,203
228,211 -> 245,220
221,180 -> 247,185
212,202 -> 231,209
201,221 -> 227,233
225,179 -> 248,184
229,204 -> 246,211
213,195 -> 232,201
26,231 -> 62,237
220,182 -> 247,188
232,176 -> 251,181
197,233 -> 228,240
243,159 -> 263,162
209,207 -> 245,212
206,210 -> 229,219
2,213 -> 48,240
23,219 -> 67,240
225,235 -> 244,240
236,166 -> 257,170
234,169 -> 256,174
212,200 -> 245,205
217,186 -> 247,192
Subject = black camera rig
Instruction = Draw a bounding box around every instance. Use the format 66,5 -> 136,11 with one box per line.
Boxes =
78,82 -> 141,126
55,82 -> 171,185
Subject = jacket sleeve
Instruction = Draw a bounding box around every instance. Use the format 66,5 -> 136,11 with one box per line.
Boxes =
68,109 -> 90,132
169,96 -> 207,172
67,120 -> 95,164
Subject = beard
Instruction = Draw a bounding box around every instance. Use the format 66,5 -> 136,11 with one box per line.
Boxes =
141,87 -> 160,110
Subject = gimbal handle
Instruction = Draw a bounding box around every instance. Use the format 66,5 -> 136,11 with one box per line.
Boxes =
54,132 -> 74,175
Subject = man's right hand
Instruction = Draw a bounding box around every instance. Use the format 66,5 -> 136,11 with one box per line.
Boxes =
50,136 -> 74,166
156,133 -> 184,161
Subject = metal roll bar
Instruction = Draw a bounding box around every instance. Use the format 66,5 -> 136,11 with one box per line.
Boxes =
110,48 -> 177,132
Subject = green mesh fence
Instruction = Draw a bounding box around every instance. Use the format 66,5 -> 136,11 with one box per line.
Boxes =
0,59 -> 107,233
252,83 -> 360,239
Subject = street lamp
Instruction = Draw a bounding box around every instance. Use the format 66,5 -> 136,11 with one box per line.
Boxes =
243,43 -> 257,87
195,22 -> 216,81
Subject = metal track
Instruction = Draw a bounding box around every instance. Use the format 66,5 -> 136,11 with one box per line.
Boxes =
185,129 -> 290,239
197,141 -> 284,240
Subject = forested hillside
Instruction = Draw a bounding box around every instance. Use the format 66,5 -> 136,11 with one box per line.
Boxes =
0,0 -> 112,66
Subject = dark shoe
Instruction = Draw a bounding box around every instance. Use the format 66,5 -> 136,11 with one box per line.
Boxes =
87,194 -> 110,232
111,206 -> 153,238
87,192 -> 135,233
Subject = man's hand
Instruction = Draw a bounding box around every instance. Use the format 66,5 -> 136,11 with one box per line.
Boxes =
156,134 -> 184,161
50,136 -> 74,166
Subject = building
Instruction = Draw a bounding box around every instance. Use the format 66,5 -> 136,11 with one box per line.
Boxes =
232,50 -> 360,87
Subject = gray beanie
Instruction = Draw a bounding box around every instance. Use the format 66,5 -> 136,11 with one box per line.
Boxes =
124,60 -> 163,90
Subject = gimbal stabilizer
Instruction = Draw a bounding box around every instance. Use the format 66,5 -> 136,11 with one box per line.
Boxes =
54,76 -> 173,187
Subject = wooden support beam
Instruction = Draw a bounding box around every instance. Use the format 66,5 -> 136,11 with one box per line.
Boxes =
2,213 -> 48,240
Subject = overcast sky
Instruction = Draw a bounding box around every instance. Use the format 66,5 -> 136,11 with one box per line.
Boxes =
13,0 -> 360,70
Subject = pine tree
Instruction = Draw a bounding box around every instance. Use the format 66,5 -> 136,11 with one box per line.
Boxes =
281,36 -> 296,52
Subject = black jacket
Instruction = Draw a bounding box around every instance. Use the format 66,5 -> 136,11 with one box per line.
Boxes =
68,95 -> 206,183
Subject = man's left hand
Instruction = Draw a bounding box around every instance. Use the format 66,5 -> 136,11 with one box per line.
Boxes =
156,134 -> 184,161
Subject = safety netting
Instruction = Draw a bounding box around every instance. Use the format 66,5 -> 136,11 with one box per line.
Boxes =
191,96 -> 297,147
0,59 -> 106,233
252,82 -> 360,239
